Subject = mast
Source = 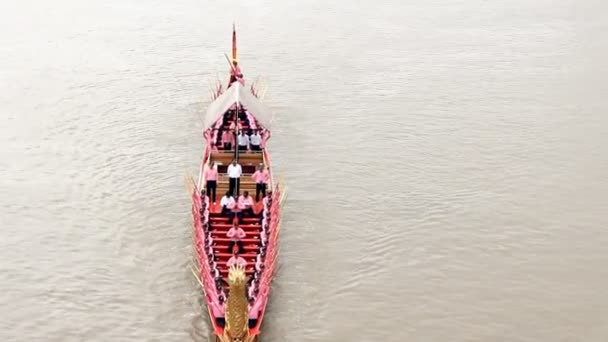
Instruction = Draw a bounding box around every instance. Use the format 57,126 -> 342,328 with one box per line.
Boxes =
233,83 -> 240,196
229,25 -> 243,196
232,23 -> 238,62
227,24 -> 244,87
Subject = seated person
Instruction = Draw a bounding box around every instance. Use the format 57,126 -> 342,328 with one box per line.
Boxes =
259,229 -> 267,247
223,111 -> 232,126
228,119 -> 243,132
220,192 -> 234,217
248,297 -> 264,328
204,233 -> 214,248
200,189 -> 208,207
216,286 -> 225,303
226,223 -> 246,253
259,249 -> 267,262
248,271 -> 258,286
238,191 -> 255,217
238,109 -> 248,122
206,239 -> 215,254
208,250 -> 217,268
255,253 -> 264,272
212,295 -> 225,327
227,251 -> 247,268
228,195 -> 244,224
261,191 -> 273,219
215,276 -> 225,290
248,287 -> 259,314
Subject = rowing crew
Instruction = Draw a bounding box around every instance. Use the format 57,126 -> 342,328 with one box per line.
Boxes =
210,249 -> 265,329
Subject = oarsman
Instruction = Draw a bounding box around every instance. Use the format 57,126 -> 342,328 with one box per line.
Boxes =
239,191 -> 255,217
228,193 -> 244,224
227,251 -> 247,268
248,297 -> 264,328
219,191 -> 234,217
226,222 -> 246,253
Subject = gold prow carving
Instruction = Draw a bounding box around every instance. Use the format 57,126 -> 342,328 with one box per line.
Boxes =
218,264 -> 254,342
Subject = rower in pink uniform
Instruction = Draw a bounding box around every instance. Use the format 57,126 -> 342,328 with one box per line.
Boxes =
227,251 -> 247,268
248,297 -> 264,328
226,222 -> 246,253
211,295 -> 225,327
228,192 -> 244,223
239,191 -> 255,217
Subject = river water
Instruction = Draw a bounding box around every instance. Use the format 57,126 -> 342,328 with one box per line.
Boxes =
1,0 -> 608,341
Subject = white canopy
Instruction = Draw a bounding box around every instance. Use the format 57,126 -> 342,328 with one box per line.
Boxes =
203,82 -> 273,130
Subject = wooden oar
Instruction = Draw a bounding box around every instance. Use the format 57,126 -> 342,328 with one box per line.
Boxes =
184,170 -> 198,199
191,266 -> 205,290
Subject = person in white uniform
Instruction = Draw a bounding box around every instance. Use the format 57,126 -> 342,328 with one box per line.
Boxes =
249,129 -> 262,151
237,130 -> 249,151
227,159 -> 242,195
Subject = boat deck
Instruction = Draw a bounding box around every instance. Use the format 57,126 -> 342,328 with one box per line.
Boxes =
192,28 -> 277,342
204,114 -> 268,273
208,212 -> 264,280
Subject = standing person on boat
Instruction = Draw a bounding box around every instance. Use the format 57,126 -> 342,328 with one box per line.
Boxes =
239,191 -> 255,217
227,160 -> 242,195
249,129 -> 262,151
252,164 -> 268,202
205,161 -> 218,204
220,191 -> 234,217
226,222 -> 246,253
221,128 -> 234,151
237,130 -> 249,152
227,251 -> 247,267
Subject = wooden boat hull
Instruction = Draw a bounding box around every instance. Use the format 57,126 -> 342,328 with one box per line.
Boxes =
190,26 -> 282,342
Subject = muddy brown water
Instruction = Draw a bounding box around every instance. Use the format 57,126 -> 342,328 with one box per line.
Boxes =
1,0 -> 608,341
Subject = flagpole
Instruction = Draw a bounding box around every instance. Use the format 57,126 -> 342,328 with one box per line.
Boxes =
232,23 -> 237,62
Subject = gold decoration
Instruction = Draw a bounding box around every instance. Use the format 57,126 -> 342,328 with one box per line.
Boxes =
218,264 -> 255,342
